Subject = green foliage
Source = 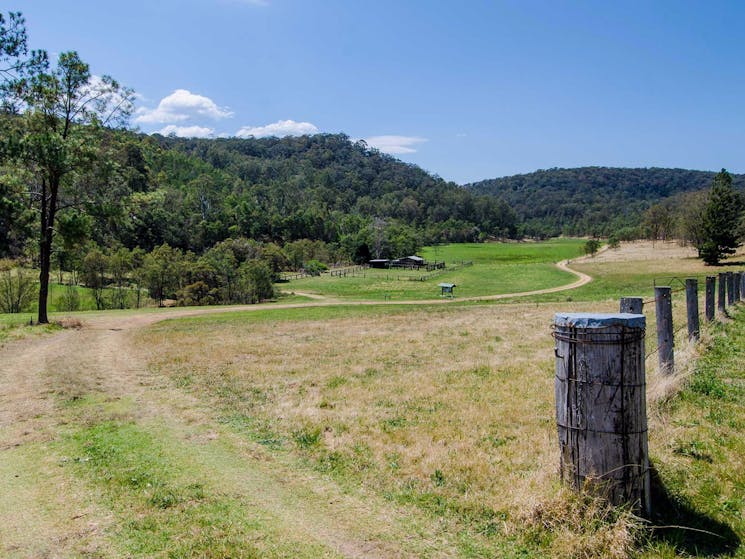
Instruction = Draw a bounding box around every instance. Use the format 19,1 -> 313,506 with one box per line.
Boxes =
673,189 -> 708,253
700,169 -> 743,265
282,239 -> 331,270
81,247 -> 108,309
292,426 -> 322,449
108,247 -> 133,309
177,281 -> 217,307
236,259 -> 274,303
141,244 -> 181,306
613,226 -> 640,242
0,169 -> 34,257
642,202 -> 675,241
0,259 -> 34,312
468,166 -> 745,238
56,283 -> 80,311
1,125 -> 521,263
303,259 -> 327,276
1,11 -> 134,322
583,239 -> 601,256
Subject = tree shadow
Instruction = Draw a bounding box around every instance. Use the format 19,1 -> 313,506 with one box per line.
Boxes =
648,465 -> 740,556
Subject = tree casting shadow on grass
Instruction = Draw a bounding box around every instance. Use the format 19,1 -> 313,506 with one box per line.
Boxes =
648,465 -> 740,557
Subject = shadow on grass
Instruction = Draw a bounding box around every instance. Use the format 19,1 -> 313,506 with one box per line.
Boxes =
649,466 -> 740,557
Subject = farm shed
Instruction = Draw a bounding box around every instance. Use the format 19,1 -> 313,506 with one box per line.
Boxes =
391,255 -> 426,269
369,259 -> 390,269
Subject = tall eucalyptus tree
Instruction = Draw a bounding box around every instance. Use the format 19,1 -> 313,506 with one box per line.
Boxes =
1,11 -> 134,322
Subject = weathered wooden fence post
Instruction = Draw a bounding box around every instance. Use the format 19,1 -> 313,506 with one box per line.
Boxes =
705,276 -> 716,322
655,286 -> 674,374
727,272 -> 735,306
740,272 -> 745,302
620,297 -> 643,314
554,313 -> 650,517
685,279 -> 700,341
718,272 -> 727,314
735,272 -> 741,303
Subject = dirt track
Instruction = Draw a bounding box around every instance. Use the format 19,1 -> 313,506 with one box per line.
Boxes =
0,258 -> 591,557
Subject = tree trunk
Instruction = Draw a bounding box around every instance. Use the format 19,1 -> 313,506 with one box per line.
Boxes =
37,175 -> 59,324
37,227 -> 52,324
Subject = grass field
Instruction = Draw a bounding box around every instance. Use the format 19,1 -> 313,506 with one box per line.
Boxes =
518,240 -> 745,304
285,238 -> 585,301
2,240 -> 745,557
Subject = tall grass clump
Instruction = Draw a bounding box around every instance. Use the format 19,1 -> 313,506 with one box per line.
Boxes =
521,486 -> 644,559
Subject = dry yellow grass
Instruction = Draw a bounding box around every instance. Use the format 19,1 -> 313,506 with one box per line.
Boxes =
138,242 -> 717,554
585,240 -> 700,264
143,302 -> 621,527
580,239 -> 745,271
2,240 -> 732,556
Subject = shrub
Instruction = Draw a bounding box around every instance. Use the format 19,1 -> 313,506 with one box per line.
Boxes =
0,260 -> 35,313
614,226 -> 639,241
236,260 -> 274,304
303,259 -> 328,276
177,281 -> 217,307
57,284 -> 81,312
584,239 -> 601,256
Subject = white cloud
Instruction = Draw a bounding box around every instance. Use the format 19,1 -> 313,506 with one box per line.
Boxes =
236,119 -> 319,138
158,124 -> 215,138
78,75 -> 134,125
135,89 -> 233,124
364,135 -> 427,154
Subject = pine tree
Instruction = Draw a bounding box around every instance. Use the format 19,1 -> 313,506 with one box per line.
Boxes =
700,169 -> 742,265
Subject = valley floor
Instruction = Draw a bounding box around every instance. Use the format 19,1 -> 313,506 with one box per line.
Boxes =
2,242 -> 744,557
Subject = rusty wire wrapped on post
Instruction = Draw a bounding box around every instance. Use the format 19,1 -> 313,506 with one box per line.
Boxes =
553,313 -> 651,517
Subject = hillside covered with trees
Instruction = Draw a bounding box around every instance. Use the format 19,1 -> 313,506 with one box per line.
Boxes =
466,167 -> 745,238
1,125 -> 521,312
1,130 -> 520,263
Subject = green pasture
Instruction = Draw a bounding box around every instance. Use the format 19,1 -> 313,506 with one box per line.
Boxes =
285,238 -> 585,301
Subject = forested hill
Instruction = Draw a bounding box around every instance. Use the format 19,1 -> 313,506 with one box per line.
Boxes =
2,131 -> 518,261
465,167 -> 745,238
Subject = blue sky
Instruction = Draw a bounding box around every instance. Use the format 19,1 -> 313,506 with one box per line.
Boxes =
11,0 -> 745,183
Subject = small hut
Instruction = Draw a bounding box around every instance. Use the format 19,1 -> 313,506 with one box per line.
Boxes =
439,283 -> 456,298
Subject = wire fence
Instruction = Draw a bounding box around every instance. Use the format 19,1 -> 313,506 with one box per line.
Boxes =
640,274 -> 742,364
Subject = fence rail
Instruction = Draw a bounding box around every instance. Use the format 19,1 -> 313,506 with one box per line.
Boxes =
326,265 -> 366,278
